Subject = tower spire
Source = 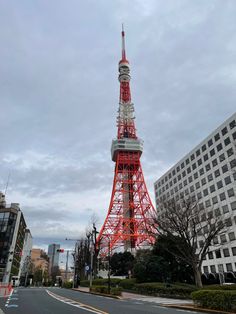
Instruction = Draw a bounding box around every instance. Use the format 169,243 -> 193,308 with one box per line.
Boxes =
121,24 -> 126,61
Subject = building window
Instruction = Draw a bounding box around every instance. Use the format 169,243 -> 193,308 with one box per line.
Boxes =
188,176 -> 193,183
225,218 -> 232,227
222,205 -> 229,213
187,167 -> 191,174
214,133 -> 220,141
222,164 -> 229,173
222,126 -> 228,136
186,158 -> 190,164
177,166 -> 180,172
212,159 -> 218,167
217,143 -> 223,152
225,176 -> 232,185
197,159 -> 202,166
190,185 -> 194,193
202,144 -> 207,152
203,188 -> 208,196
201,178 -> 206,186
230,120 -> 236,129
215,249 -> 221,258
210,184 -> 216,193
224,137 -> 231,146
220,192 -> 226,201
210,148 -> 215,157
181,162 -> 184,169
223,248 -> 230,257
232,247 -> 236,256
191,154 -> 195,161
217,180 -> 223,189
205,163 -> 211,171
199,168 -> 204,175
172,169 -> 176,176
195,182 -> 200,189
215,208 -> 221,216
229,232 -> 236,241
213,236 -> 219,244
228,188 -> 235,197
192,163 -> 196,170
194,172 -> 198,179
205,200 -> 211,208
230,159 -> 236,169
231,201 -> 236,211
203,154 -> 209,161
208,174 -> 213,182
208,139 -> 213,147
196,149 -> 201,157
220,234 -> 227,243
219,153 -> 225,162
226,263 -> 233,272
203,266 -> 209,274
212,196 -> 218,204
210,265 -> 216,273
232,131 -> 236,140
197,192 -> 202,200
227,147 -> 234,157
208,251 -> 213,259
214,169 -> 220,178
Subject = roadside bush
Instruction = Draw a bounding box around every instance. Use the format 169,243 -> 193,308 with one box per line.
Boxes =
80,280 -> 89,287
119,278 -> 136,290
63,281 -> 73,289
202,284 -> 236,290
191,290 -> 236,312
90,285 -> 122,296
92,278 -> 122,287
134,282 -> 196,297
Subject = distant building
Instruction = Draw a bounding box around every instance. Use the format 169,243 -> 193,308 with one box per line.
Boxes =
154,113 -> 236,279
0,192 -> 28,284
31,248 -> 49,275
18,229 -> 33,285
48,244 -> 60,274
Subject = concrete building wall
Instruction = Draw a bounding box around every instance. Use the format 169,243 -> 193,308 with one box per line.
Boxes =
154,112 -> 236,275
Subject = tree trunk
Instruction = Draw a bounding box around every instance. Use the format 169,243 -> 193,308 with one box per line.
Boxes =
193,265 -> 202,288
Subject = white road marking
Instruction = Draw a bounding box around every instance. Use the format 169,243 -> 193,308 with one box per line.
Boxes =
46,290 -> 108,314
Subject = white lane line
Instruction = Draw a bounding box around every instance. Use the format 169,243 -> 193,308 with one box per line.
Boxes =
176,310 -> 197,313
46,290 -> 108,314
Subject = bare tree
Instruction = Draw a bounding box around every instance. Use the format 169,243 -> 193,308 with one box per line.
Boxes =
153,195 -> 229,288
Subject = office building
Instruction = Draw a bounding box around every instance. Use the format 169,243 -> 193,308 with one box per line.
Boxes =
0,192 -> 27,283
48,243 -> 60,274
154,113 -> 236,276
18,229 -> 33,284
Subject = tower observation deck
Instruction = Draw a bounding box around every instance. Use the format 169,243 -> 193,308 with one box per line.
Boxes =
97,26 -> 157,256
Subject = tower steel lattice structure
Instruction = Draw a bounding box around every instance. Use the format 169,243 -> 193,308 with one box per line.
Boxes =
97,27 -> 157,256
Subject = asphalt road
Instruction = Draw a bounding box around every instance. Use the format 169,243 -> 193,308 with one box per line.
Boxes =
0,287 -> 204,314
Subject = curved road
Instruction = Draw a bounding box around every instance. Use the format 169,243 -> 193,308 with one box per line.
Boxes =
0,287 -> 204,314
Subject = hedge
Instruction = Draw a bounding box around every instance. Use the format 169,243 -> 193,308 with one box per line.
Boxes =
90,285 -> 122,296
63,281 -> 73,289
191,290 -> 236,312
119,278 -> 136,290
80,278 -> 122,288
202,284 -> 236,290
134,282 -> 196,297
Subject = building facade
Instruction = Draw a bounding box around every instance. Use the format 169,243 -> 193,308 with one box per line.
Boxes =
154,113 -> 236,277
18,229 -> 33,285
48,244 -> 60,274
31,248 -> 49,274
0,192 -> 27,284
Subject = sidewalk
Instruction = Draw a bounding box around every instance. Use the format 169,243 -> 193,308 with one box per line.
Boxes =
75,286 -> 193,305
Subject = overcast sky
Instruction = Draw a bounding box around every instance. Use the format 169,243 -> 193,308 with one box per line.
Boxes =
0,0 -> 236,251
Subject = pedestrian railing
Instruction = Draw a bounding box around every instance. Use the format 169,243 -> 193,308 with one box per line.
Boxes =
0,282 -> 12,298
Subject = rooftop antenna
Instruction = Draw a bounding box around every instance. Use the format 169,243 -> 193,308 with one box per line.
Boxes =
5,171 -> 11,196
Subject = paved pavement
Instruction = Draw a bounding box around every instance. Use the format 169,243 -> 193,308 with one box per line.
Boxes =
0,286 -> 203,314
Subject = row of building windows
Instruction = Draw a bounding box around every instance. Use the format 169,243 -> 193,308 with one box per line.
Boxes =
203,263 -> 236,274
201,245 -> 236,262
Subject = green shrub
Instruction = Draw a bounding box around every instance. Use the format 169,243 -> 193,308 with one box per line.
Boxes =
134,282 -> 196,297
192,290 -> 236,312
119,278 -> 136,290
90,285 -> 122,296
80,280 -> 89,287
111,287 -> 122,296
202,284 -> 236,290
63,281 -> 73,289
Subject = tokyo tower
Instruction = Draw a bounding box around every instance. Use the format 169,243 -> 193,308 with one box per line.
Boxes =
97,26 -> 157,256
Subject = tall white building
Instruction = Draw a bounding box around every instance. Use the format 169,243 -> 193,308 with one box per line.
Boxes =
48,243 -> 60,274
154,113 -> 236,278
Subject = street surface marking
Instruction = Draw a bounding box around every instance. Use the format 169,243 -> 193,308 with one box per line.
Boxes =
176,311 -> 197,313
46,290 -> 108,314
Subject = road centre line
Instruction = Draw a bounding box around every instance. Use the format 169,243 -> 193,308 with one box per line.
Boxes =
46,290 -> 108,314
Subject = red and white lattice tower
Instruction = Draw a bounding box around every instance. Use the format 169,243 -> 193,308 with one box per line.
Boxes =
97,26 -> 157,256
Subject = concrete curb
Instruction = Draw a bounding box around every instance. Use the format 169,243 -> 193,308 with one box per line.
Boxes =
72,288 -> 121,299
164,304 -> 235,314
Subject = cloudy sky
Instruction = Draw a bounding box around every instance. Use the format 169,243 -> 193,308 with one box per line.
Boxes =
0,0 -> 236,251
